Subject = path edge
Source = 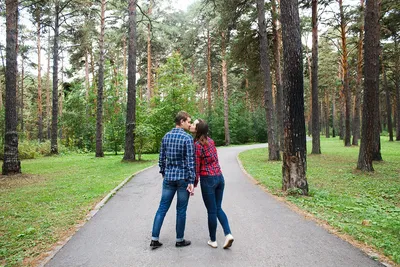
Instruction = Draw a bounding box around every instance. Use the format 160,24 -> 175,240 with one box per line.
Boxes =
236,152 -> 396,267
36,164 -> 157,267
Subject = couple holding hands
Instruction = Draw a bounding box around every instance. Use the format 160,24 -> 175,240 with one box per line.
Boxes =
150,111 -> 234,250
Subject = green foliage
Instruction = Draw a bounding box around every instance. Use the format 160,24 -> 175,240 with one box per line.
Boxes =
61,83 -> 96,151
104,108 -> 125,155
239,137 -> 400,264
0,140 -> 67,160
135,124 -> 155,160
149,52 -> 197,151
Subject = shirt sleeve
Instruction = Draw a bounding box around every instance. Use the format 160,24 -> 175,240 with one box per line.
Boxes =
194,142 -> 202,187
186,136 -> 195,184
158,137 -> 166,176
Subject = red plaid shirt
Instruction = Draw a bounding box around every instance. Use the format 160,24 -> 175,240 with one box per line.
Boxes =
194,137 -> 222,186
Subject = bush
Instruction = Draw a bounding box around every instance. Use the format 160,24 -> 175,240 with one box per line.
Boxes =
0,140 -> 69,160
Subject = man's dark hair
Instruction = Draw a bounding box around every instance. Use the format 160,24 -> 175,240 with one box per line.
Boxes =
175,111 -> 191,125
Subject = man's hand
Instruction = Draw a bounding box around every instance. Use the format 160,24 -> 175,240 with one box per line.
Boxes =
187,183 -> 194,196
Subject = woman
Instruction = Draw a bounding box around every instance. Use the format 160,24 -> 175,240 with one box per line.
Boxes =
192,119 -> 234,249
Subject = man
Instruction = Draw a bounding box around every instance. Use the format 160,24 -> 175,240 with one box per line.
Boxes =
150,111 -> 195,249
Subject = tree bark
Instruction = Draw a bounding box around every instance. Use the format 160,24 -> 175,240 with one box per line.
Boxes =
332,91 -> 336,137
395,39 -> 400,141
221,30 -> 230,146
85,49 -> 90,100
311,0 -> 320,154
352,0 -> 364,146
123,0 -> 137,161
271,0 -> 283,150
3,0 -> 21,175
36,8 -> 43,142
339,0 -> 351,146
96,0 -> 106,157
257,0 -> 279,160
280,0 -> 308,195
207,28 -> 212,112
147,0 -> 153,100
372,72 -> 382,161
325,88 -> 330,137
51,0 -> 60,154
383,61 -> 393,141
123,35 -> 127,102
357,0 -> 380,171
20,55 -> 24,132
46,28 -> 51,139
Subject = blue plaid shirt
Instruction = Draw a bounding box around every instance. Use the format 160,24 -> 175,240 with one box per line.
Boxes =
159,128 -> 195,184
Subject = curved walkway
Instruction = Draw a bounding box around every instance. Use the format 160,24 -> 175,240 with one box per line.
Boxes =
45,144 -> 384,267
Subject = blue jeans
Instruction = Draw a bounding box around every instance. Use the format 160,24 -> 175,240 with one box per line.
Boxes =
200,174 -> 231,242
152,179 -> 190,241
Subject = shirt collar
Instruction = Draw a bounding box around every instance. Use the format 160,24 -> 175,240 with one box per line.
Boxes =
172,127 -> 185,132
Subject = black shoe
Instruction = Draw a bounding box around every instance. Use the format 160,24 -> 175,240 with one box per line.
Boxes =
175,239 -> 191,247
150,240 -> 163,249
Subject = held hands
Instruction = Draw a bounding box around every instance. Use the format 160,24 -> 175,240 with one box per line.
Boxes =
186,183 -> 195,196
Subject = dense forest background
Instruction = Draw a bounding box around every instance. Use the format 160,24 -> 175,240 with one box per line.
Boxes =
0,0 -> 398,163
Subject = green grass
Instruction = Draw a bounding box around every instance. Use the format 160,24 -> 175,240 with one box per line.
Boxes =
239,137 -> 400,265
0,152 -> 158,267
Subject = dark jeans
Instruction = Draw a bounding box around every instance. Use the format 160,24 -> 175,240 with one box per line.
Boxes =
200,174 -> 231,242
152,179 -> 190,241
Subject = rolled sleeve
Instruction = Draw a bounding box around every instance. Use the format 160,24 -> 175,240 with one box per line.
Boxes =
158,137 -> 166,176
186,137 -> 195,184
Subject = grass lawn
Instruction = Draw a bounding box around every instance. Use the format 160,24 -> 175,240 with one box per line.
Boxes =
0,152 -> 158,267
239,136 -> 400,265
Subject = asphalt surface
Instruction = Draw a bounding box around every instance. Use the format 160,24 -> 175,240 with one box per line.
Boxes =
45,144 -> 384,267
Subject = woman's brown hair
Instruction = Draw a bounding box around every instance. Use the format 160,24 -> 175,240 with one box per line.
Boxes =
195,119 -> 209,145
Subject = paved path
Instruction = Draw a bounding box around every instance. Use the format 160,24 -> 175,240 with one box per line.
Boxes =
45,144 -> 384,267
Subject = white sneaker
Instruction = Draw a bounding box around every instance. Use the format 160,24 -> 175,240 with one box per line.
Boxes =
223,234 -> 234,249
207,240 -> 218,248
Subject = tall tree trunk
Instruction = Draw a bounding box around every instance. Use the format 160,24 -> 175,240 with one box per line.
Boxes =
51,1 -> 60,154
85,49 -> 90,100
146,0 -> 153,100
20,55 -> 24,132
0,44 -> 3,109
372,73 -> 382,161
338,61 -> 345,140
281,0 -> 308,195
383,61 -> 393,141
306,51 -> 312,137
311,0 -> 320,154
393,99 -> 397,130
46,28 -> 51,140
257,0 -> 279,160
332,92 -> 336,137
36,8 -> 43,142
271,0 -> 283,150
325,88 -> 330,137
123,0 -> 137,161
3,0 -> 21,175
96,0 -> 106,157
59,51 -> 64,139
123,35 -> 127,102
221,30 -> 230,146
0,76 -> 3,109
357,0 -> 380,171
90,47 -> 96,92
207,28 -> 212,112
352,0 -> 364,146
339,0 -> 351,146
395,39 -> 400,141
